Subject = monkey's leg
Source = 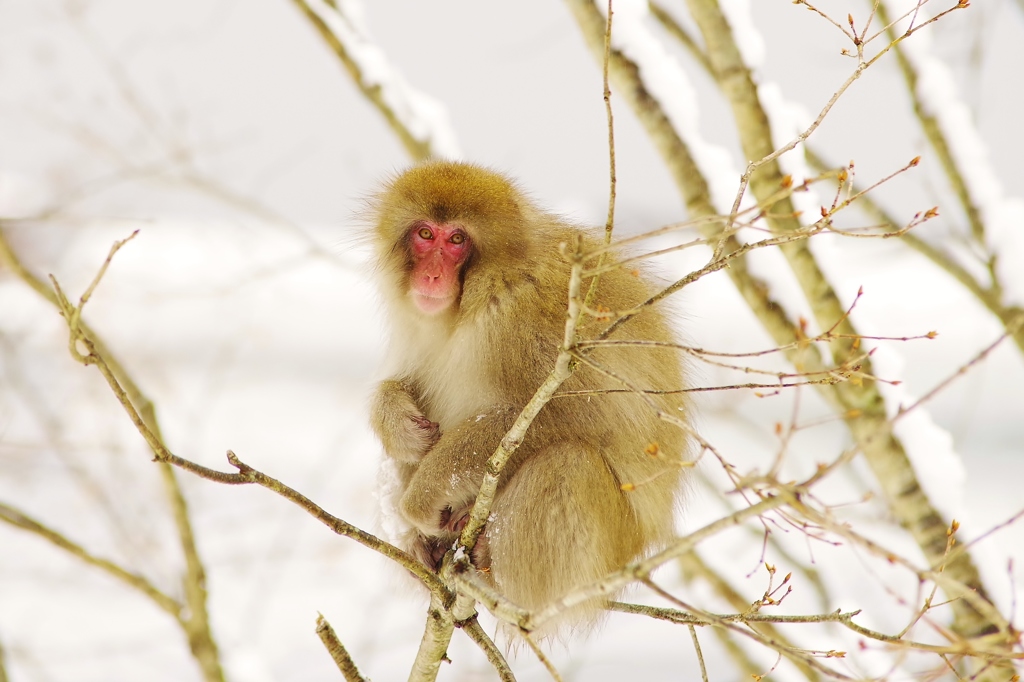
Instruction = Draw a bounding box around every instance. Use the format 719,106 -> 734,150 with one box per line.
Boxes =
398,407 -> 520,536
486,444 -> 645,621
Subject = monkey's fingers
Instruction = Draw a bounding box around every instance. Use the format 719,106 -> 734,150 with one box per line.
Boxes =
439,506 -> 473,534
411,415 -> 441,445
410,534 -> 449,572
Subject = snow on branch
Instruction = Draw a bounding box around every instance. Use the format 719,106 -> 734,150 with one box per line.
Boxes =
884,0 -> 1024,308
602,0 -> 737,213
599,0 -> 817,327
709,0 -> 973,523
297,0 -> 461,161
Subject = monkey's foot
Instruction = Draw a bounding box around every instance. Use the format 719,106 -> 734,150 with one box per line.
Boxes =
410,525 -> 491,572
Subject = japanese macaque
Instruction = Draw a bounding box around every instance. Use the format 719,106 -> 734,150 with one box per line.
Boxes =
368,161 -> 689,627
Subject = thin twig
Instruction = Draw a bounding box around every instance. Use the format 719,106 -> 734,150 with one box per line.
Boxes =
0,225 -> 226,682
524,633 -> 564,682
641,578 -> 855,681
584,0 -> 618,311
602,0 -> 617,246
656,6 -> 1024,357
0,501 -> 182,618
689,624 -> 710,682
460,616 -> 517,682
554,376 -> 844,397
895,323 -> 1021,421
612,599 -> 1021,659
732,0 -> 970,212
315,614 -> 369,682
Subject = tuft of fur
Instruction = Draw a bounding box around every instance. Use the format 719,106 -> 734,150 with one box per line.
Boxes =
368,161 -> 691,635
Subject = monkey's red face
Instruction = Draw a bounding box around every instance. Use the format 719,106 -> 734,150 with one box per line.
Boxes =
408,222 -> 472,315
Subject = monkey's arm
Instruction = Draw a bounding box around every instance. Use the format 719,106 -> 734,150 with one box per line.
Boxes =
370,379 -> 439,463
398,407 -> 522,536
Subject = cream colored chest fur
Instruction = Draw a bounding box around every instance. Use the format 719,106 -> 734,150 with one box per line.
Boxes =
385,308 -> 496,430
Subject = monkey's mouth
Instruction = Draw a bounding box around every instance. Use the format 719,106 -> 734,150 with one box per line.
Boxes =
411,291 -> 455,315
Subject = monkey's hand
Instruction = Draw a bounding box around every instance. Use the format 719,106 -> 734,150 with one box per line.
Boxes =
370,379 -> 439,463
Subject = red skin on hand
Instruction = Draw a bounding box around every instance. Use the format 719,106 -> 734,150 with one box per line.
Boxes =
408,222 -> 471,314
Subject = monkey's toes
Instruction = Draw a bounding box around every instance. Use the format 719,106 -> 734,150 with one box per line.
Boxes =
471,530 -> 491,571
438,506 -> 454,531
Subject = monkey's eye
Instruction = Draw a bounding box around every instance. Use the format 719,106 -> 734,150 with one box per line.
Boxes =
417,227 -> 434,240
449,233 -> 465,245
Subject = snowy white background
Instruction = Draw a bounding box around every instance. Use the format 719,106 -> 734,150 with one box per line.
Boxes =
1,0 -> 1023,680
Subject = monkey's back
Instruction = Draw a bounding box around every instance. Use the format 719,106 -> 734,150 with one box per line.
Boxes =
463,219 -> 689,546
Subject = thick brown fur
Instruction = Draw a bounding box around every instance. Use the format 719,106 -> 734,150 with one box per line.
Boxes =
368,161 -> 690,629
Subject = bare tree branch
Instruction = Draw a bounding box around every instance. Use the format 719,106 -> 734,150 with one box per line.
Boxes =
0,502 -> 181,618
566,0 -> 1000,641
315,615 -> 370,682
407,593 -> 456,682
677,552 -> 822,682
460,616 -> 517,682
648,2 -> 712,71
688,624 -> 710,682
877,2 -> 984,243
653,4 -> 1024,357
0,223 -> 226,682
804,114 -> 1024,357
24,231 -> 441,595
